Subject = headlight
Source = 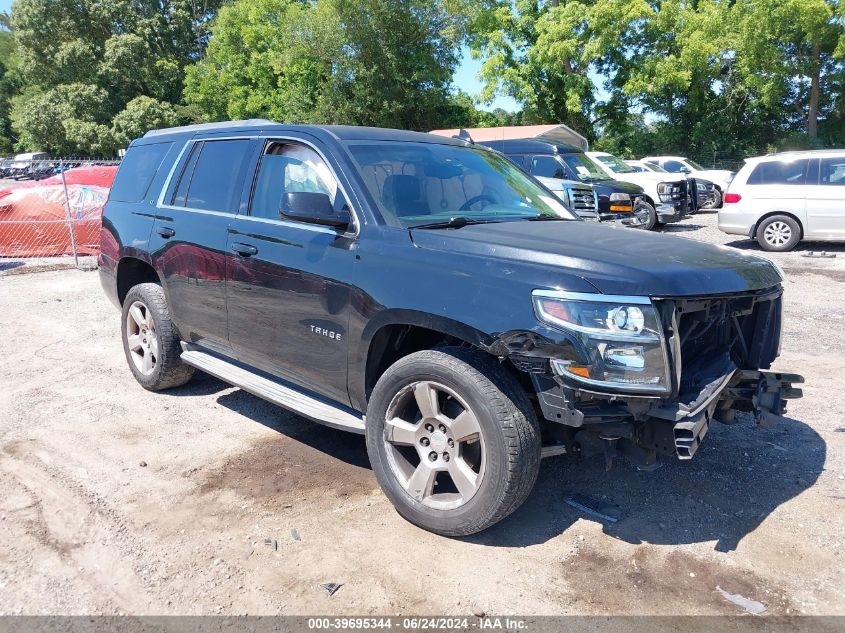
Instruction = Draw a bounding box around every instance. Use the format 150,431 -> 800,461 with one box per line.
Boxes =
608,192 -> 632,212
657,181 -> 683,202
532,290 -> 671,394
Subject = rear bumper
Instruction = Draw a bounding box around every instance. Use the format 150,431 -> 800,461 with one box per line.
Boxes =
718,208 -> 756,236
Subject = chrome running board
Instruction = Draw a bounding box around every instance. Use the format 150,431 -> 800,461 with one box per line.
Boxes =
180,345 -> 365,435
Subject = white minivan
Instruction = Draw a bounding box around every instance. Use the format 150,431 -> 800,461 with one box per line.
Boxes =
719,150 -> 845,251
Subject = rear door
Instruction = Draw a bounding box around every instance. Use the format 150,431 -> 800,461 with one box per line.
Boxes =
149,137 -> 253,351
225,137 -> 359,405
805,156 -> 845,239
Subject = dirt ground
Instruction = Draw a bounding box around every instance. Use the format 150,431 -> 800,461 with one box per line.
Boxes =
0,212 -> 843,616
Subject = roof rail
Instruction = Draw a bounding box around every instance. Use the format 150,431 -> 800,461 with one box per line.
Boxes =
143,119 -> 275,137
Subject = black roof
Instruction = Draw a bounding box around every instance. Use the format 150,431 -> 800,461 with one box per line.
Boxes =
476,138 -> 584,154
140,120 -> 468,147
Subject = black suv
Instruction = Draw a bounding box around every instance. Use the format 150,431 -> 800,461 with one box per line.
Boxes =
477,138 -> 688,230
100,120 -> 802,536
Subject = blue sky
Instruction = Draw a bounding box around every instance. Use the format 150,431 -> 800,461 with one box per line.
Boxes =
0,0 -> 521,113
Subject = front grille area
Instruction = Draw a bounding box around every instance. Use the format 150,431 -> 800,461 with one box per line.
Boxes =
569,187 -> 597,213
664,289 -> 782,397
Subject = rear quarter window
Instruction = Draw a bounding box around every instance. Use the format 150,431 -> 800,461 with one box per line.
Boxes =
109,142 -> 174,203
747,159 -> 809,185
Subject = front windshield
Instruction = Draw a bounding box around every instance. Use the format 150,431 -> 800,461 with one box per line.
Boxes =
347,142 -> 577,228
559,153 -> 609,182
595,154 -> 637,174
685,159 -> 705,171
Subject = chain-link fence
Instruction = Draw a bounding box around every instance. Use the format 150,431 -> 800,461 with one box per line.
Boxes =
0,158 -> 120,270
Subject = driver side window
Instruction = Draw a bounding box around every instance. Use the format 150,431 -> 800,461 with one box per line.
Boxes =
663,160 -> 687,173
251,142 -> 341,220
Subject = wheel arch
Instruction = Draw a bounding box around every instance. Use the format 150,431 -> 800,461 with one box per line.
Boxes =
116,256 -> 161,306
353,310 -> 497,410
751,211 -> 805,240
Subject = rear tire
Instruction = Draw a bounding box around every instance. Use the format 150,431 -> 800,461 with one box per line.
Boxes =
121,283 -> 194,391
756,215 -> 801,252
365,347 -> 541,536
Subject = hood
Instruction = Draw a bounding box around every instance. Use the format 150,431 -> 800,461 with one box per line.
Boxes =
410,220 -> 782,297
534,176 -> 586,191
591,179 -> 644,196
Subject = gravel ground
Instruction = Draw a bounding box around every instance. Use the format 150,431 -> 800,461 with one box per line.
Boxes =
0,212 -> 843,616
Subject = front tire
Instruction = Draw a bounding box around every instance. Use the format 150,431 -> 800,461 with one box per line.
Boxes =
121,283 -> 194,391
757,215 -> 801,252
365,348 -> 541,536
699,187 -> 722,211
634,200 -> 657,230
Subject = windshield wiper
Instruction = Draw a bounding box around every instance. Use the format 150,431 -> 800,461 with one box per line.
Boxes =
411,216 -> 498,230
527,214 -> 571,221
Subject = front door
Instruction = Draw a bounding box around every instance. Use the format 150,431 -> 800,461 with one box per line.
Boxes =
226,139 -> 358,406
806,156 -> 845,239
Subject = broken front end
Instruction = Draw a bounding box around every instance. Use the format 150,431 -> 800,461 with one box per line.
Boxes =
514,288 -> 803,468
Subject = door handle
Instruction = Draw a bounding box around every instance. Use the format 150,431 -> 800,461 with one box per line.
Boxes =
231,242 -> 258,257
156,226 -> 175,238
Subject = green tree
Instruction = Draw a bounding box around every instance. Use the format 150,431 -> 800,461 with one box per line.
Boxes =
467,0 -> 595,135
184,0 -> 470,130
468,0 -> 844,160
10,0 -> 224,155
0,28 -> 20,154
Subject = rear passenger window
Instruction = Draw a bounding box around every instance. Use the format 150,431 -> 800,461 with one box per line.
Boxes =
171,139 -> 251,212
109,142 -> 173,202
747,159 -> 809,185
820,157 -> 845,185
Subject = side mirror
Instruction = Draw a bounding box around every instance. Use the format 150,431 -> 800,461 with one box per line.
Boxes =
280,192 -> 350,229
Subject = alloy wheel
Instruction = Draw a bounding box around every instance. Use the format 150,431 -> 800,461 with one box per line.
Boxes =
125,300 -> 159,375
763,221 -> 792,247
383,381 -> 485,510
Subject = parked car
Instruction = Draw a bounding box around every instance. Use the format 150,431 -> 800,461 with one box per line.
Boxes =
429,125 -> 650,228
626,159 -> 720,210
471,138 -> 650,227
719,149 -> 845,251
100,120 -> 803,536
0,157 -> 13,178
9,151 -> 49,180
586,151 -> 693,227
641,156 -> 735,208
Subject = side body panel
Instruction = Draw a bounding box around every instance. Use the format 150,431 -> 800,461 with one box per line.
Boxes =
805,157 -> 845,240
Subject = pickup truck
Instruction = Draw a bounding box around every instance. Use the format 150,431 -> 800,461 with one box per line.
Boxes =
472,137 -> 650,228
641,155 -> 735,208
99,120 -> 803,536
586,151 -> 693,227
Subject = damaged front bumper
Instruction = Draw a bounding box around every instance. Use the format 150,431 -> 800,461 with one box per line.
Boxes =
641,368 -> 804,460
532,367 -> 803,466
